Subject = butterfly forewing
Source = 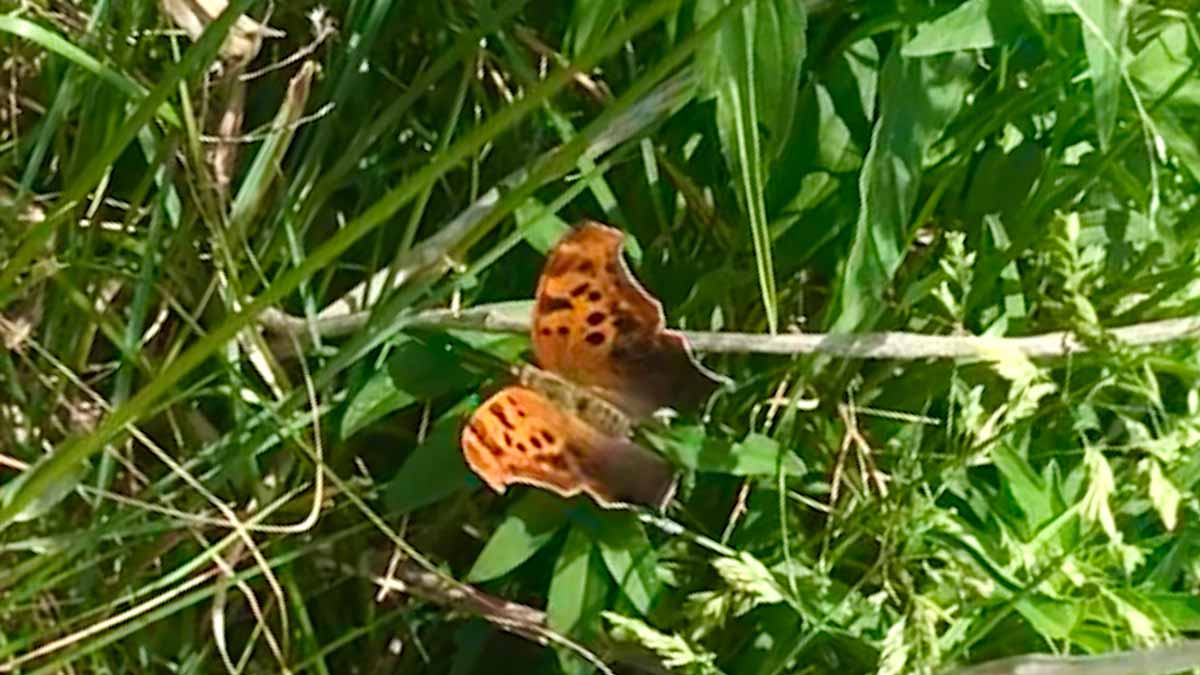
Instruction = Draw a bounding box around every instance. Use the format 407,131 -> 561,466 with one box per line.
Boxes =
530,221 -> 725,418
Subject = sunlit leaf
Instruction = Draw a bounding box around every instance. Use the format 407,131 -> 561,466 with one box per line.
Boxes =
1074,0 -> 1127,150
467,492 -> 571,582
594,512 -> 659,614
829,49 -> 972,332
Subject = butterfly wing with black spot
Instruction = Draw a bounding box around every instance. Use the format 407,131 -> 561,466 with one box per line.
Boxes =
530,221 -> 726,418
460,385 -> 676,509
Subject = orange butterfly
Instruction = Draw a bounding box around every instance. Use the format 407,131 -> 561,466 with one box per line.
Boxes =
460,221 -> 726,510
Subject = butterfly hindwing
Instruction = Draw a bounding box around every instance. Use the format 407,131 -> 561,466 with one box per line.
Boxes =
461,385 -> 675,509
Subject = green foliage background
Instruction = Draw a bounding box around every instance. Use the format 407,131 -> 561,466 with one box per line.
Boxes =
3,0 -> 1200,673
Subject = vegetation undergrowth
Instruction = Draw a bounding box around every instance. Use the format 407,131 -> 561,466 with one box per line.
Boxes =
3,1 -> 1200,673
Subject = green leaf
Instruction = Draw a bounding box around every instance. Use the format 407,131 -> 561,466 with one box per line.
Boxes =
467,491 -> 571,582
0,457 -> 88,524
991,441 -> 1051,530
383,419 -> 473,515
1140,594 -> 1200,631
341,367 -> 417,440
1015,594 -> 1079,641
699,0 -> 806,333
593,513 -> 659,615
1145,459 -> 1181,532
547,527 -> 609,674
829,48 -> 972,332
1130,23 -> 1200,108
385,338 -> 478,400
905,0 -> 994,56
1074,0 -> 1126,150
517,199 -> 570,254
746,0 -> 806,163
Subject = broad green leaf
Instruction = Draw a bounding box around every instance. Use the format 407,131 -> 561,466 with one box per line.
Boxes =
1130,23 -> 1200,108
698,0 -> 807,333
1015,595 -> 1079,640
1141,594 -> 1200,631
385,338 -> 478,399
341,368 -> 416,440
962,141 -> 1045,232
1074,0 -> 1126,150
991,441 -> 1051,530
746,0 -> 806,163
467,491 -> 571,582
904,0 -> 995,56
383,419 -> 473,515
829,48 -> 972,332
547,527 -> 609,674
1152,109 -> 1200,186
593,512 -> 659,614
1081,447 -> 1119,544
698,0 -> 806,165
725,605 -> 802,675
1145,459 -> 1180,532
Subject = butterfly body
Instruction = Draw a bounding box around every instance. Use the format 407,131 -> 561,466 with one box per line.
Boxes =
461,221 -> 727,509
517,364 -> 632,438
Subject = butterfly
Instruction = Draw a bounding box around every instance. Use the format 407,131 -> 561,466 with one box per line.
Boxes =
460,221 -> 727,510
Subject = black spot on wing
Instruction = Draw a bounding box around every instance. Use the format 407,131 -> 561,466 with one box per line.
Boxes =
569,282 -> 591,297
585,332 -> 606,346
489,405 -> 515,430
470,423 -> 504,457
538,295 -> 573,314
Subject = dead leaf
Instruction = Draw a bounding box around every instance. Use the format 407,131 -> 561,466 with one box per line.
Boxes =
160,0 -> 284,66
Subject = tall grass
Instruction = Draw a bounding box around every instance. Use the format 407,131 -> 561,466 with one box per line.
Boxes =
3,1 -> 1200,673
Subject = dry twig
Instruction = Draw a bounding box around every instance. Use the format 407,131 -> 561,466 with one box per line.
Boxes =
260,302 -> 1200,361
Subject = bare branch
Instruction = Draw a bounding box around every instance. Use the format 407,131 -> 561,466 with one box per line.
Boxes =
261,302 -> 1200,361
360,559 -> 671,675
